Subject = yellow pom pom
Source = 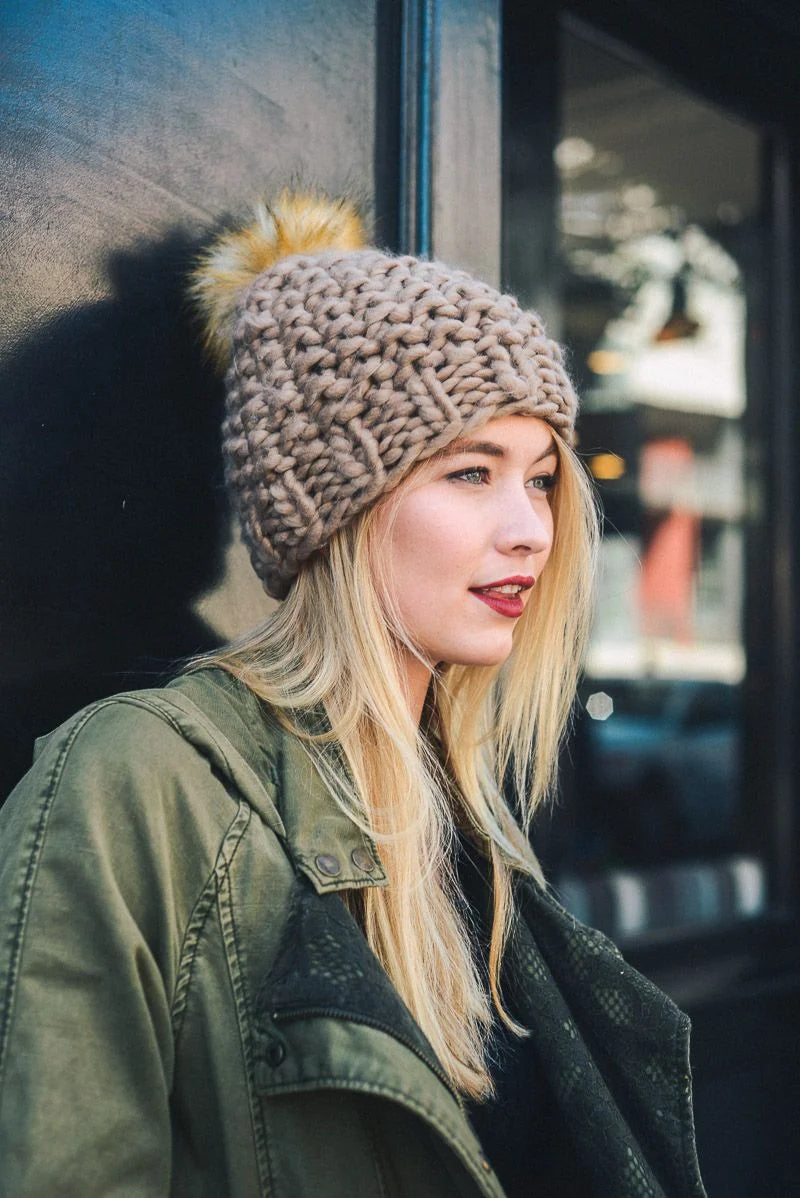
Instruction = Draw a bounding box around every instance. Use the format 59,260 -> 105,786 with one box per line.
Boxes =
190,189 -> 368,368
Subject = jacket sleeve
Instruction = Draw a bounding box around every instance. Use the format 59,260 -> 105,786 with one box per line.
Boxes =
0,698 -> 225,1197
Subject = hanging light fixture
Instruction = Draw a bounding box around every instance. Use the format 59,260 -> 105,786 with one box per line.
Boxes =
654,265 -> 701,342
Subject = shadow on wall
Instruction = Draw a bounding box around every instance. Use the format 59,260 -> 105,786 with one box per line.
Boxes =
1,231 -> 229,801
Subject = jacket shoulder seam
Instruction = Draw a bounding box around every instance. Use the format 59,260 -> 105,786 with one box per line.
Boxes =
131,692 -> 284,837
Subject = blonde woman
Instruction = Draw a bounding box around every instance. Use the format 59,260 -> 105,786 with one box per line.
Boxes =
0,192 -> 705,1196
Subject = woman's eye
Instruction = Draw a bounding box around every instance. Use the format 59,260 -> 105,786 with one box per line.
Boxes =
448,466 -> 489,485
527,472 -> 558,493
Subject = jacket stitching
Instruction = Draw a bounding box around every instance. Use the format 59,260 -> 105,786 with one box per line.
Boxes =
170,876 -> 219,1038
129,696 -> 257,794
0,694 -> 265,1095
124,690 -> 276,1190
133,693 -> 283,834
215,819 -> 275,1195
169,801 -> 251,1039
0,703 -> 117,1084
120,690 -> 276,1190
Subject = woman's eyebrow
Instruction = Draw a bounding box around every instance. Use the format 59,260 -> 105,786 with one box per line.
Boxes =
438,439 -> 505,459
437,438 -> 558,464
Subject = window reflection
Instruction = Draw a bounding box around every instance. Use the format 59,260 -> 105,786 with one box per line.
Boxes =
549,27 -> 766,941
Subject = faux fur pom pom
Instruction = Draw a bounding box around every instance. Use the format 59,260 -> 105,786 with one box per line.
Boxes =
190,189 -> 368,368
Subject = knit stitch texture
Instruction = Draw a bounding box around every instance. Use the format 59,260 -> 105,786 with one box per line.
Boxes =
222,248 -> 577,597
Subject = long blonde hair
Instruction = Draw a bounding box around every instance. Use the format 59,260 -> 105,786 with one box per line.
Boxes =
198,434 -> 599,1098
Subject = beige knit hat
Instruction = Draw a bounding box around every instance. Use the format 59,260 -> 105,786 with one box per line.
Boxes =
192,190 -> 578,598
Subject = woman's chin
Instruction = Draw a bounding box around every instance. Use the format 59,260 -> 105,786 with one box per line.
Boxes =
438,637 -> 515,670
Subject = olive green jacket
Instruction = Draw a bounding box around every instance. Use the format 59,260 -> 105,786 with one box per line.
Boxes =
0,669 -> 705,1196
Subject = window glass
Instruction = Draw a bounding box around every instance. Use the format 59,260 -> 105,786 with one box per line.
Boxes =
548,26 -> 767,942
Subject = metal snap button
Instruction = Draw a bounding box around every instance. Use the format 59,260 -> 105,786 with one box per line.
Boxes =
265,1040 -> 285,1067
315,853 -> 341,877
351,847 -> 376,873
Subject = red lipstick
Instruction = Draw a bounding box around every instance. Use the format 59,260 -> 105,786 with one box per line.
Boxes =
469,575 -> 535,619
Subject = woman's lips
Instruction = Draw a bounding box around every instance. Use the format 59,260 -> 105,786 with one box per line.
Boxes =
471,591 -> 524,618
468,577 -> 535,619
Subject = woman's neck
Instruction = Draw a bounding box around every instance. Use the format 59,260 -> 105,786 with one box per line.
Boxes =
396,646 -> 433,726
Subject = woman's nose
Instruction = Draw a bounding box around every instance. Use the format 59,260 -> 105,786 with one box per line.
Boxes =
494,489 -> 553,556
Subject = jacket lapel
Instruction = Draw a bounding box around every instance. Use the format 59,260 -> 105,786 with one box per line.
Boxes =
276,721 -> 389,894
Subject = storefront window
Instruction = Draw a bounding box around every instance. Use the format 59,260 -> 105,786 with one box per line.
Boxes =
548,26 -> 767,942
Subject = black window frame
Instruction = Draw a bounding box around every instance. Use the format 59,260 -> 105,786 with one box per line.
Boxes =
502,0 -> 800,1002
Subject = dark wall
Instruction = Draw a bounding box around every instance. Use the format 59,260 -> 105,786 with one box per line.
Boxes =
1,0 -> 379,800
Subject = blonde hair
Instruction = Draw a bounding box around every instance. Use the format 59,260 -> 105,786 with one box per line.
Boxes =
197,435 -> 599,1098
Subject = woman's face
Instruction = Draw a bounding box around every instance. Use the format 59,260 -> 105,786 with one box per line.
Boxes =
374,415 -> 558,670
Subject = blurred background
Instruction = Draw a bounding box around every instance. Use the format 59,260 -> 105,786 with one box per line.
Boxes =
2,0 -> 799,1191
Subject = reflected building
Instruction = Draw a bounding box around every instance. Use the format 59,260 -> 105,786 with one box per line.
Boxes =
546,26 -> 765,940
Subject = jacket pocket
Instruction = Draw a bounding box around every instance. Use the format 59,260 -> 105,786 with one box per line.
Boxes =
251,880 -> 504,1198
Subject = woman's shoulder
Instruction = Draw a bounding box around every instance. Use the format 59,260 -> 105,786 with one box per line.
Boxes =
1,668 -> 284,874
0,671 -> 290,1000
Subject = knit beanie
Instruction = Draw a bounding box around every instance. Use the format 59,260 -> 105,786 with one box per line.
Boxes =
192,190 -> 578,599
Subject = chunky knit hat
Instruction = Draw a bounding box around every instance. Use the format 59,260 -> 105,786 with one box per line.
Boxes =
192,190 -> 578,598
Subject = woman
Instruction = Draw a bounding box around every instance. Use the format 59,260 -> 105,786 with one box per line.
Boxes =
0,191 -> 705,1196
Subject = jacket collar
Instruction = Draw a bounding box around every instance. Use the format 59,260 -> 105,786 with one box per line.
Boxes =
275,719 -> 389,894
168,669 -> 388,895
